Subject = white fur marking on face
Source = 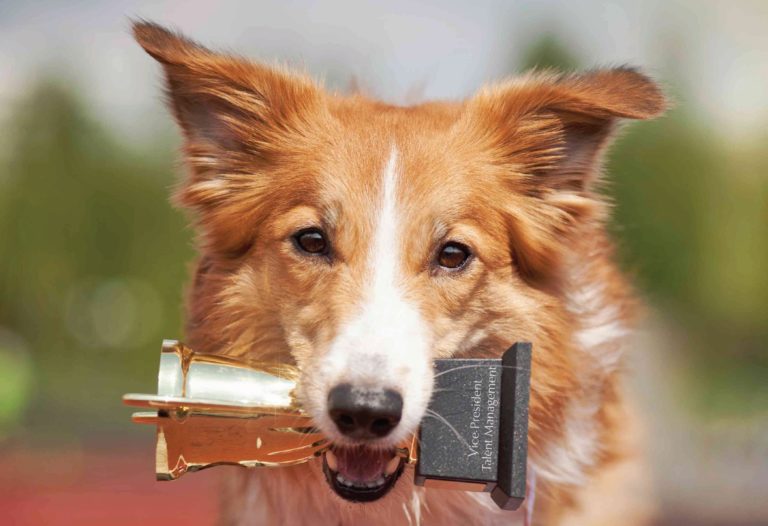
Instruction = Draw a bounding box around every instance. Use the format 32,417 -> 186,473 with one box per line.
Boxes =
314,146 -> 433,446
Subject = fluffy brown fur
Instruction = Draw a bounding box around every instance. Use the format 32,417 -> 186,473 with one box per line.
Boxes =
134,21 -> 667,525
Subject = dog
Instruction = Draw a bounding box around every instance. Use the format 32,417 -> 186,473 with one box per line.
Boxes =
133,21 -> 667,525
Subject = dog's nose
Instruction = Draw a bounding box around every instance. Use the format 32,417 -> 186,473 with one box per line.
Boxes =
327,384 -> 403,439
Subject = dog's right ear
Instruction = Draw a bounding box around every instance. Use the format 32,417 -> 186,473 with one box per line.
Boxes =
133,21 -> 328,257
132,21 -> 324,158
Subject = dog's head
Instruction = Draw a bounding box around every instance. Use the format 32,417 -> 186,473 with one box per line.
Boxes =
134,22 -> 666,503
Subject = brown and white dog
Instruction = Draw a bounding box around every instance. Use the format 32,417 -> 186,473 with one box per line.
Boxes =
133,21 -> 666,526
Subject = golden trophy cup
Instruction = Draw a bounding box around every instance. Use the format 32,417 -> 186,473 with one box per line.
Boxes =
124,339 -> 531,510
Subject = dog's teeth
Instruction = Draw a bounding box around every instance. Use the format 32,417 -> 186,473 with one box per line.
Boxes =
384,455 -> 400,475
334,465 -> 389,490
325,450 -> 338,471
361,477 -> 385,488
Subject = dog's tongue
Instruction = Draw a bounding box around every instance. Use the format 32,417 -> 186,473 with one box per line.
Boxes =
333,447 -> 390,481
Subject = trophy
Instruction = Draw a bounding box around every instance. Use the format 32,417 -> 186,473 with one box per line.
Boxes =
124,340 -> 532,510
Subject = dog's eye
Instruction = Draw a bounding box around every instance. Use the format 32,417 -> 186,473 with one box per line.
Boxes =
293,228 -> 329,255
437,242 -> 471,270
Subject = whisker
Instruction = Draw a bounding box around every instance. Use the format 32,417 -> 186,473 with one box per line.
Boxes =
424,408 -> 475,454
433,363 -> 526,379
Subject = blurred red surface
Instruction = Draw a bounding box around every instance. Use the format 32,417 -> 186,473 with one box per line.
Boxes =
0,444 -> 222,525
1,443 -> 759,525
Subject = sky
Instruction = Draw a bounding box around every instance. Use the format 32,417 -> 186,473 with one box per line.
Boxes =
1,0 -> 767,143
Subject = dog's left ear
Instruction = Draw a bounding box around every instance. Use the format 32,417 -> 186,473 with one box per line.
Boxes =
469,67 -> 667,190
466,67 -> 667,279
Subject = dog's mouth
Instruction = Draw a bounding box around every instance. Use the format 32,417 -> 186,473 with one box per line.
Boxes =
322,446 -> 405,502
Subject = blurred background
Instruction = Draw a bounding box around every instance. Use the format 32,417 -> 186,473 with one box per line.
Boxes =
0,1 -> 766,524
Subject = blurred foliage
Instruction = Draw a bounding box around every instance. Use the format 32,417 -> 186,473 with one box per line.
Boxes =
0,330 -> 32,434
519,32 -> 580,72
0,37 -> 765,443
0,81 -> 194,441
519,36 -> 768,416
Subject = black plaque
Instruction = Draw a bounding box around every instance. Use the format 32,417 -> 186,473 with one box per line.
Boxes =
414,342 -> 532,510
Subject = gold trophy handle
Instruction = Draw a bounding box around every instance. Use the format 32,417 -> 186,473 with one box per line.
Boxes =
123,340 -> 419,480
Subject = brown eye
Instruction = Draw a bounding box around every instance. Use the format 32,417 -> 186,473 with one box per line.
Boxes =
437,242 -> 471,270
293,228 -> 329,255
